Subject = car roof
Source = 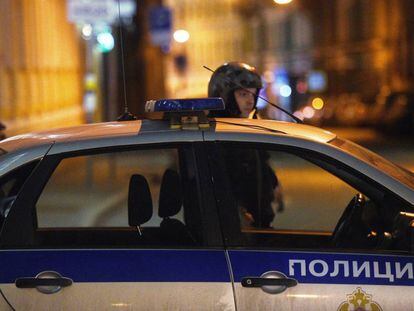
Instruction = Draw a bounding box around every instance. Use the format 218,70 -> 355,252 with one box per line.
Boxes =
1,118 -> 414,204
213,118 -> 335,143
0,118 -> 336,154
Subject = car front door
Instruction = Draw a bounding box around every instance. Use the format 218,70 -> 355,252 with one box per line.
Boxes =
208,141 -> 414,311
0,143 -> 234,310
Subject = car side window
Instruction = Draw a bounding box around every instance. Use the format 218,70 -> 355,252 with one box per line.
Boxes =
217,144 -> 409,252
33,146 -> 203,247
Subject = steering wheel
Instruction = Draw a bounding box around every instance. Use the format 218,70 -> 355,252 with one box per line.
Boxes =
332,193 -> 366,247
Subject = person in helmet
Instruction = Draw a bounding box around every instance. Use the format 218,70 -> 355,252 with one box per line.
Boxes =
208,62 -> 262,118
208,62 -> 284,228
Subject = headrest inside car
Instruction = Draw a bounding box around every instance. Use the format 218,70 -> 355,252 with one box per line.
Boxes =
128,174 -> 153,226
158,169 -> 182,218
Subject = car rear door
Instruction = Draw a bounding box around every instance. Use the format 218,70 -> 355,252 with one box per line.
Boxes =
0,142 -> 234,310
207,140 -> 414,311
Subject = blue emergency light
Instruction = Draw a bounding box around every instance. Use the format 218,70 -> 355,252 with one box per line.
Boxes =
145,98 -> 225,112
144,97 -> 224,130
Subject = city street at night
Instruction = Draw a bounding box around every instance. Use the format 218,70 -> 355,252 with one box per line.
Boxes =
1,0 -> 414,310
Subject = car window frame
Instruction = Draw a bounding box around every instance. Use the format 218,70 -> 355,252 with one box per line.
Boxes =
0,142 -> 223,249
206,141 -> 413,255
0,160 -> 40,232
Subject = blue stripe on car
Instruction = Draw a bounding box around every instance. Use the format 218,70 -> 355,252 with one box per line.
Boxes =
0,249 -> 230,283
229,250 -> 414,286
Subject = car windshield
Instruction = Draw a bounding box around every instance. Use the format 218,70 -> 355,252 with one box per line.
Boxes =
331,138 -> 414,189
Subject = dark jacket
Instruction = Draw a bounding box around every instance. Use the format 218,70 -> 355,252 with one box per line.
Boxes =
223,147 -> 277,227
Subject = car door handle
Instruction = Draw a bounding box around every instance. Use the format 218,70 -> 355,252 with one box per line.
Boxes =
241,277 -> 297,288
15,277 -> 72,288
15,271 -> 73,294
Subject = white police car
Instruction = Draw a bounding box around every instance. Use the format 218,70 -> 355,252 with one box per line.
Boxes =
0,98 -> 413,310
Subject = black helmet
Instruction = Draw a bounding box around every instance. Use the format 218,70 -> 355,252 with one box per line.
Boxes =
208,62 -> 262,117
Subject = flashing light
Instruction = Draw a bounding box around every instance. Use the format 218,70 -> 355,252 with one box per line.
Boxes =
303,106 -> 315,119
312,97 -> 324,110
173,30 -> 190,43
97,32 -> 115,53
280,85 -> 292,98
145,98 -> 225,112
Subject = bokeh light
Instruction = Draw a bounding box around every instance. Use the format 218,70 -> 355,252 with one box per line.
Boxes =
312,97 -> 324,110
303,106 -> 315,119
97,32 -> 115,53
273,0 -> 293,4
280,85 -> 292,97
173,29 -> 190,43
81,24 -> 93,40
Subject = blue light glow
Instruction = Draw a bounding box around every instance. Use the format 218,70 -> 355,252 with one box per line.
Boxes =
145,98 -> 225,112
97,32 -> 115,53
280,85 -> 292,97
256,88 -> 268,109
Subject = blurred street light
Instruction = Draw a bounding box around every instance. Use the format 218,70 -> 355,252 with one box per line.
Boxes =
280,85 -> 292,97
173,29 -> 190,43
273,0 -> 293,4
81,24 -> 93,40
312,97 -> 324,110
303,106 -> 315,119
97,31 -> 115,53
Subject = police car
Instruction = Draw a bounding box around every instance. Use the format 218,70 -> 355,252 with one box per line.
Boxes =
0,98 -> 413,310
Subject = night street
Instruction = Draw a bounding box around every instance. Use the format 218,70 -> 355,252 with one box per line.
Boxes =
1,1 -> 414,310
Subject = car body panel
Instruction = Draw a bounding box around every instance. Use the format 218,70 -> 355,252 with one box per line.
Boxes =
229,250 -> 414,310
0,249 -> 235,310
213,118 -> 337,143
1,283 -> 234,311
48,130 -> 204,155
0,144 -> 52,177
233,283 -> 412,310
0,121 -> 142,153
1,117 -> 414,310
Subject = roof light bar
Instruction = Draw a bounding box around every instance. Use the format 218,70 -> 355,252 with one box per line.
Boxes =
145,98 -> 225,113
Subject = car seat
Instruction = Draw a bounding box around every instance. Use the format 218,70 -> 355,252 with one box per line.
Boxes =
158,169 -> 195,245
128,174 -> 153,235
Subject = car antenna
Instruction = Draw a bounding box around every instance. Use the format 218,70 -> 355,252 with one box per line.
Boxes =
116,0 -> 137,122
203,65 -> 303,124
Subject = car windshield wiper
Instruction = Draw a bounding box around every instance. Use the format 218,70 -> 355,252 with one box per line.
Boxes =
212,120 -> 287,135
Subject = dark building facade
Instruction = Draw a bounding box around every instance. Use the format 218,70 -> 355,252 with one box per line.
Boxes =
247,0 -> 414,106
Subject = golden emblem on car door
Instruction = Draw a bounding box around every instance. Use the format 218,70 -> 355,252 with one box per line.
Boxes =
337,287 -> 382,311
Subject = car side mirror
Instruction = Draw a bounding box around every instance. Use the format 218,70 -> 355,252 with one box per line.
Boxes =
128,174 -> 153,233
